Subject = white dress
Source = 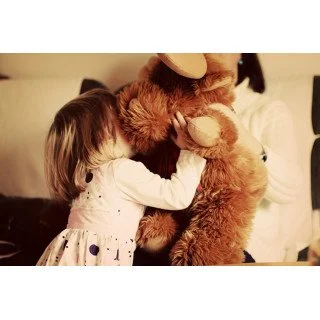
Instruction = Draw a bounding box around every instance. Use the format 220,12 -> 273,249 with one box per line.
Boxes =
36,150 -> 206,266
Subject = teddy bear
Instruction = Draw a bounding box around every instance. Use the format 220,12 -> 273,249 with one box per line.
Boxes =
116,53 -> 268,265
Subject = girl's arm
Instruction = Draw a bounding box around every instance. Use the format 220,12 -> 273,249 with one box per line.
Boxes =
113,150 -> 206,210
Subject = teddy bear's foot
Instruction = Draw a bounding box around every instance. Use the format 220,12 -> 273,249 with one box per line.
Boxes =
170,229 -> 245,266
169,230 -> 210,266
135,213 -> 178,253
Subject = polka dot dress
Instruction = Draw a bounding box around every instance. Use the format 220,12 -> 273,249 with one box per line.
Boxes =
36,229 -> 135,266
37,162 -> 144,266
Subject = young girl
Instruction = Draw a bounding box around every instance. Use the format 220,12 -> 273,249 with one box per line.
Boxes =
37,89 -> 206,266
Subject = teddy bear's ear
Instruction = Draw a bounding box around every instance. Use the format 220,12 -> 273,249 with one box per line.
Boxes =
194,73 -> 234,95
157,53 -> 207,79
117,81 -> 171,153
138,56 -> 162,81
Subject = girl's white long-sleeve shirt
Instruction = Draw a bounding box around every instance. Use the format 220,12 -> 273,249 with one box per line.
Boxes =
234,78 -> 304,262
113,150 -> 206,210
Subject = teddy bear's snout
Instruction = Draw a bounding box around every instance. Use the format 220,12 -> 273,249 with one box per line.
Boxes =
187,116 -> 221,147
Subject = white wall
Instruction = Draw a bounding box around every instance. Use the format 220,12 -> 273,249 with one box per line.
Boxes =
1,53 -> 320,86
260,53 -> 320,80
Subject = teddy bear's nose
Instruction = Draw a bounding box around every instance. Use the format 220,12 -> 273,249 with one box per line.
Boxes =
187,116 -> 221,147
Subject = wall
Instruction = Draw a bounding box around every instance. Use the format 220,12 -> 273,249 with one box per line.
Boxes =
1,53 -> 320,85
0,53 -> 153,91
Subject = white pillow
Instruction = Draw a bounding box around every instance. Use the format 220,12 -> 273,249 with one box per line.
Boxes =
0,78 -> 84,198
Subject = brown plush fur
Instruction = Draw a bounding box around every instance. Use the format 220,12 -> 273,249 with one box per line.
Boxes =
135,213 -> 178,252
116,54 -> 267,265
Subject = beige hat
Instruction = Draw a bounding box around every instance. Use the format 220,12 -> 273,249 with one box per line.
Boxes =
157,53 -> 207,79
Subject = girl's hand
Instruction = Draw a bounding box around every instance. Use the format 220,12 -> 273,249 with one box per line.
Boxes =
170,111 -> 190,150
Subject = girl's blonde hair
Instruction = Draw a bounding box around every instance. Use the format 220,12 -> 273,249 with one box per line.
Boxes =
45,89 -> 117,202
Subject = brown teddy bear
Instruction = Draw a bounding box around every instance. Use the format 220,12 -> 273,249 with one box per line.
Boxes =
116,53 -> 268,265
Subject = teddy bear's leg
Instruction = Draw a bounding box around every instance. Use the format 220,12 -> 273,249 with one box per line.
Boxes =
170,228 -> 245,266
135,211 -> 178,253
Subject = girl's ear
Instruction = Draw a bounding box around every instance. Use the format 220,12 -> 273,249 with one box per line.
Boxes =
157,53 -> 207,79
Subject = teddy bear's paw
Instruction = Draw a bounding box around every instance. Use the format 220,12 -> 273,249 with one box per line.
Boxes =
142,236 -> 171,253
135,213 -> 177,253
187,116 -> 221,147
169,231 -> 194,266
170,230 -> 211,266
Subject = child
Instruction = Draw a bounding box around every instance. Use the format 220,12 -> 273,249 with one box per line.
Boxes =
37,89 -> 206,266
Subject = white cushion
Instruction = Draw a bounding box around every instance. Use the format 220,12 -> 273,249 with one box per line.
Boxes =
0,78 -> 83,198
